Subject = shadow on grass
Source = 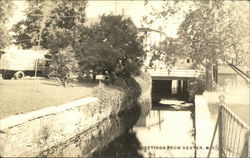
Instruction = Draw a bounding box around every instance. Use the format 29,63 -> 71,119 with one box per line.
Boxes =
41,79 -> 99,88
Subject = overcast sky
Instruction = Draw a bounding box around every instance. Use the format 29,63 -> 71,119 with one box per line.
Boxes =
9,0 -> 181,38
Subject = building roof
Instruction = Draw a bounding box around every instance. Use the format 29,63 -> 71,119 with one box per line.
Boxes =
218,65 -> 248,74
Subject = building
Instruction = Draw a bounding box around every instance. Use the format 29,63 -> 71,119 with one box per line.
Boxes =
85,2 -> 196,71
173,58 -> 195,69
138,27 -> 195,70
137,27 -> 166,68
217,65 -> 249,87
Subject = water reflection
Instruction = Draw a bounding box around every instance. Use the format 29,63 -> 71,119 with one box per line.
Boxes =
91,99 -> 195,158
91,130 -> 144,158
134,108 -> 194,157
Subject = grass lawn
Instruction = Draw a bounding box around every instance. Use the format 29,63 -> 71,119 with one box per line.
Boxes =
0,78 -> 97,119
203,85 -> 249,126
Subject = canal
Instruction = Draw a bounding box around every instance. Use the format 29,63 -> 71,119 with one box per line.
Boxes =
91,93 -> 196,157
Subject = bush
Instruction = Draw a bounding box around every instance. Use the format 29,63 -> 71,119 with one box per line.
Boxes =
188,75 -> 206,95
92,77 -> 142,114
48,46 -> 79,87
92,72 -> 152,116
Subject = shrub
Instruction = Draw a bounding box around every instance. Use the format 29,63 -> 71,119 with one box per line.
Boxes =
188,75 -> 206,95
48,46 -> 79,87
92,72 -> 152,116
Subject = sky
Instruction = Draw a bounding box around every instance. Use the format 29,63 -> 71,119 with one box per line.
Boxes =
9,0 -> 182,38
7,1 -> 27,28
84,0 -> 181,37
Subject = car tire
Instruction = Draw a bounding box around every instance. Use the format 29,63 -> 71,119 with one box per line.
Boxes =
2,73 -> 13,79
14,71 -> 25,80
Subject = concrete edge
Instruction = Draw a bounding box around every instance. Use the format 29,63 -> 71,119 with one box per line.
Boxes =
0,97 -> 98,130
195,95 -> 218,157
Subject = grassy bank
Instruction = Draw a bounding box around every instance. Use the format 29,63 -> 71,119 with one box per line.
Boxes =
0,79 -> 97,119
0,72 -> 152,120
203,85 -> 249,125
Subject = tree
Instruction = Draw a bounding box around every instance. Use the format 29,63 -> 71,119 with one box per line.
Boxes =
148,37 -> 186,68
76,15 -> 145,82
221,1 -> 250,66
12,0 -> 87,52
0,0 -> 13,49
142,1 -> 195,69
146,0 -> 249,91
178,1 -> 249,90
49,46 -> 79,87
11,0 -> 87,86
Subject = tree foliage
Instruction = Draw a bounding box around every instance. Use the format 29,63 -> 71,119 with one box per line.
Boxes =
12,0 -> 87,52
146,0 -> 249,66
167,1 -> 250,67
179,2 -> 227,64
11,0 -> 87,86
76,15 -> 145,81
177,1 -> 249,90
148,37 -> 186,68
146,0 -> 249,90
0,0 -> 13,49
12,1 -> 145,83
222,1 -> 250,65
49,46 -> 79,87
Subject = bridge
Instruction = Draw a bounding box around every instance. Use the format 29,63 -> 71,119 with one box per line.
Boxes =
147,68 -> 201,80
147,68 -> 202,102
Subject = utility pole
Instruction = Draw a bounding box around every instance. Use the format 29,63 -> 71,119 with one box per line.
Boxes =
35,29 -> 43,78
36,1 -> 53,77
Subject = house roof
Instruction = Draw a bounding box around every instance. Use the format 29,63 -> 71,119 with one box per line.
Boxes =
218,65 -> 248,74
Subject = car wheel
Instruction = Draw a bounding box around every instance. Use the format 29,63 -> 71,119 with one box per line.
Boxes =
2,71 -> 13,79
14,71 -> 25,80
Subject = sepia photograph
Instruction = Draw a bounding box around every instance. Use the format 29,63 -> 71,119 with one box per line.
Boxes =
0,0 -> 249,157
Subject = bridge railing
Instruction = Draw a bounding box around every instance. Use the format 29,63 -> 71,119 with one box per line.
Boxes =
147,68 -> 201,78
207,95 -> 249,158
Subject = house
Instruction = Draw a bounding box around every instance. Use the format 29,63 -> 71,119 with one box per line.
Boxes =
138,28 -> 196,70
217,64 -> 249,87
137,27 -> 166,68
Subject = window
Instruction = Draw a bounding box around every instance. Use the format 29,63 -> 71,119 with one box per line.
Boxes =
187,59 -> 190,63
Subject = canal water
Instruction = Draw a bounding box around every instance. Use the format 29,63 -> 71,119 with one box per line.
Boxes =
91,97 -> 196,158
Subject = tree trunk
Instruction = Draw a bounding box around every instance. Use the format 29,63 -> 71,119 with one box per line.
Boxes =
92,71 -> 96,81
213,62 -> 218,84
206,62 -> 213,91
